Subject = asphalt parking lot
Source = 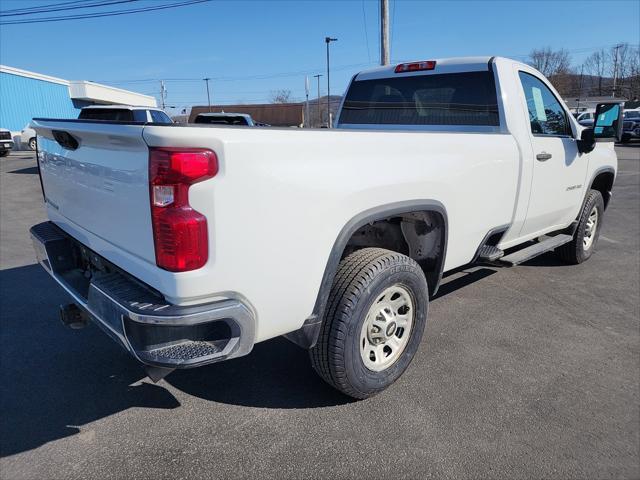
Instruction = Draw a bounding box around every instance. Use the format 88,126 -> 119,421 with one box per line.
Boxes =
1,146 -> 639,479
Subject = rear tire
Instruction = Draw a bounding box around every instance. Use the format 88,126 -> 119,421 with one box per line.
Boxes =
28,138 -> 37,151
309,248 -> 429,399
556,189 -> 604,264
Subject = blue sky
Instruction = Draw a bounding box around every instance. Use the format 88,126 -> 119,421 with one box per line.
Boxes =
1,0 -> 638,114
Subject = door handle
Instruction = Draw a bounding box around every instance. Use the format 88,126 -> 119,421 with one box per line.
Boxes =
536,152 -> 552,162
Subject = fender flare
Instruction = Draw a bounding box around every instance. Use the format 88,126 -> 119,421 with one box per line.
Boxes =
285,200 -> 448,349
586,166 -> 616,209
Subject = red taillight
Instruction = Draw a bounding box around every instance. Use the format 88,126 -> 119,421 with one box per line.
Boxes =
394,60 -> 436,73
149,147 -> 218,272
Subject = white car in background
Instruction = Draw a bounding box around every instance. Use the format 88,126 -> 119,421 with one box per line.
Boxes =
21,106 -> 172,151
576,110 -> 595,127
78,105 -> 173,123
192,112 -> 256,126
21,125 -> 37,151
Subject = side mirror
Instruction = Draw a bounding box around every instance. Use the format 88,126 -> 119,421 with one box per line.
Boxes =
577,127 -> 595,154
593,102 -> 623,142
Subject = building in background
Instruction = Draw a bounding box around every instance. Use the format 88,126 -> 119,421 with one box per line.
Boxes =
564,95 -> 631,114
0,65 -> 156,145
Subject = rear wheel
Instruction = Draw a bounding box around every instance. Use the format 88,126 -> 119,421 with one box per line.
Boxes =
556,189 -> 604,264
28,137 -> 37,151
309,248 -> 429,399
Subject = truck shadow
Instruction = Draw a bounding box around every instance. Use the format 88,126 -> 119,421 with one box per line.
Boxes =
166,338 -> 354,409
0,264 -> 180,457
0,264 -> 352,455
7,166 -> 39,175
433,267 -> 497,299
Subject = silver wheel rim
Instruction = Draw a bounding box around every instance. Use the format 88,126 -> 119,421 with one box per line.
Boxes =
360,285 -> 414,372
583,206 -> 598,250
29,139 -> 36,150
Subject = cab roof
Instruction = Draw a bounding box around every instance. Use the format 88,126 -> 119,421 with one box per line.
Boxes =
81,104 -> 163,111
354,56 -> 523,81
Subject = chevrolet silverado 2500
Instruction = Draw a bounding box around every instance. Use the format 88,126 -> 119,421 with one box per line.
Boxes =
30,57 -> 621,399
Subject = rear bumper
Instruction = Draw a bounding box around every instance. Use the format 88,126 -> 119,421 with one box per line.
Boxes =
30,221 -> 255,369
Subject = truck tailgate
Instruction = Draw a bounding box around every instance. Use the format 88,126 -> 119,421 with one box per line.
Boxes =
32,120 -> 155,263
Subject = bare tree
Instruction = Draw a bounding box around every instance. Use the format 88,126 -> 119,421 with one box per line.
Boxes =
529,47 -> 571,77
627,46 -> 640,100
584,50 -> 608,96
270,89 -> 293,104
529,47 -> 575,95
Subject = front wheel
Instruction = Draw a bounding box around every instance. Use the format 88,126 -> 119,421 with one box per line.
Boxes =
0,150 -> 9,157
556,189 -> 604,264
309,248 -> 429,399
28,137 -> 37,151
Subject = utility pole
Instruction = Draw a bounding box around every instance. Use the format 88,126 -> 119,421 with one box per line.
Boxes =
325,37 -> 337,128
160,80 -> 167,110
313,74 -> 322,127
304,76 -> 310,128
380,0 -> 390,66
203,77 -> 212,111
612,43 -> 623,98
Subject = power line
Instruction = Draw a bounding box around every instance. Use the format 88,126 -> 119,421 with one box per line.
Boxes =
95,62 -> 376,85
0,0 -> 140,17
0,0 -> 91,14
361,0 -> 371,63
0,0 -> 211,25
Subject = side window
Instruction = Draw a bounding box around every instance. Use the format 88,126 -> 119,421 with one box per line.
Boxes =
150,110 -> 172,124
518,71 -> 569,136
132,110 -> 148,122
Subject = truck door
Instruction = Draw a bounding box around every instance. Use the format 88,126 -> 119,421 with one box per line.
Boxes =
517,71 -> 587,237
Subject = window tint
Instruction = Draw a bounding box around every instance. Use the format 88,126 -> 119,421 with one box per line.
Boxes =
78,108 -> 134,121
194,115 -> 250,125
132,110 -> 148,122
150,110 -> 172,123
339,71 -> 499,126
518,72 -> 569,136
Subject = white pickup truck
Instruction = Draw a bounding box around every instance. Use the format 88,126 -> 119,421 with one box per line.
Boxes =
30,57 -> 621,399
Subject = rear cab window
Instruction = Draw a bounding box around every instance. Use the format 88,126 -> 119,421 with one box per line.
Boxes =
338,71 -> 500,127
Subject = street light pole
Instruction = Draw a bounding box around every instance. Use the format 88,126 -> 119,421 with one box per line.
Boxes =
313,74 -> 323,127
325,36 -> 338,128
203,77 -> 212,112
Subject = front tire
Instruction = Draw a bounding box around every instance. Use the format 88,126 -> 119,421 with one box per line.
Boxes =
309,248 -> 429,399
0,150 -> 9,157
556,189 -> 604,264
28,138 -> 37,151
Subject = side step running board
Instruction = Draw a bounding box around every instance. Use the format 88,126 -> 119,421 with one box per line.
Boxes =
477,245 -> 504,262
500,234 -> 573,266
